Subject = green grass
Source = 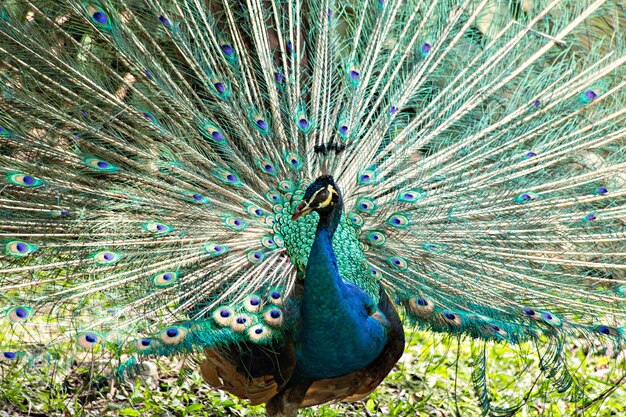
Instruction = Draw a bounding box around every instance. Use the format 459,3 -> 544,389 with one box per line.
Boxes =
1,330 -> 625,417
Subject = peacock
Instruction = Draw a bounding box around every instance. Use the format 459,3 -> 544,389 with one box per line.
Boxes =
1,0 -> 626,415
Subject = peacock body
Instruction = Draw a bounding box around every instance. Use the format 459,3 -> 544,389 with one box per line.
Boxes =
1,0 -> 626,415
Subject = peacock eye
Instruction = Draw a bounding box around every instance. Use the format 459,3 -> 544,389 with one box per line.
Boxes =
160,327 -> 187,344
268,290 -> 284,305
261,235 -> 277,249
93,251 -> 122,265
247,250 -> 265,263
7,306 -> 32,323
248,324 -> 271,342
244,295 -> 263,312
313,188 -> 330,206
370,267 -> 381,279
264,308 -> 283,327
356,197 -> 377,213
134,339 -> 154,351
153,271 -> 178,287
142,222 -> 174,235
7,172 -> 44,188
5,241 -> 38,258
82,156 -> 119,173
540,311 -> 562,327
349,213 -> 364,227
596,325 -> 617,336
76,332 -> 101,349
367,231 -> 386,246
231,314 -> 252,332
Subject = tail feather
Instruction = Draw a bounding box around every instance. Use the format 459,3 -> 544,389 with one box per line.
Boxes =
0,0 -> 625,413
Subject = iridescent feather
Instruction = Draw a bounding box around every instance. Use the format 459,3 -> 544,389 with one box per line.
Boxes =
1,1 -> 625,416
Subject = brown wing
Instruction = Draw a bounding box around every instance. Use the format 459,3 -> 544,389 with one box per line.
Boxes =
200,339 -> 298,405
199,281 -> 304,406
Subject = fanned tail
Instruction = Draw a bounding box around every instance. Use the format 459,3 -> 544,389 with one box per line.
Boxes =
1,0 -> 625,414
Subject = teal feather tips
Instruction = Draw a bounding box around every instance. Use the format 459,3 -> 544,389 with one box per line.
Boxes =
85,3 -> 115,31
82,156 -> 120,173
5,172 -> 44,188
4,241 -> 38,258
125,289 -> 298,355
1,287 -> 296,364
1,0 -> 626,414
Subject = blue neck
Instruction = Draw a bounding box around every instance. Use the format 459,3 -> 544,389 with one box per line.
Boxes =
295,197 -> 387,380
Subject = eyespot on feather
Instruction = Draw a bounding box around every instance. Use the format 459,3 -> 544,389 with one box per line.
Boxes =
199,121 -> 226,143
268,290 -> 284,305
246,204 -> 265,217
82,156 -> 119,173
516,192 -> 538,203
214,169 -> 242,186
153,271 -> 178,287
188,192 -> 210,204
210,76 -> 230,99
5,241 -> 38,258
243,295 -> 263,312
366,230 -> 386,246
160,327 -> 187,345
86,4 -> 113,30
397,189 -> 426,203
357,169 -> 377,185
279,180 -> 295,193
408,297 -> 435,317
261,235 -> 278,250
247,324 -> 271,342
134,338 -> 156,352
6,172 -> 44,188
224,216 -> 247,231
486,322 -> 508,338
422,243 -> 446,254
348,64 -> 360,86
337,118 -> 350,140
256,156 -> 279,176
247,250 -> 265,264
265,190 -> 283,204
231,315 -> 253,332
369,266 -> 382,279
356,197 -> 377,214
219,39 -> 236,63
1,351 -> 19,362
387,256 -> 408,271
441,311 -> 462,326
249,111 -> 269,134
7,306 -> 33,323
213,307 -> 234,326
346,212 -> 364,228
295,109 -> 313,133
387,213 -> 409,228
284,151 -> 304,171
142,222 -> 174,235
540,312 -> 562,327
92,251 -> 122,265
205,244 -> 228,256
76,331 -> 102,349
595,325 -> 619,337
263,308 -> 284,327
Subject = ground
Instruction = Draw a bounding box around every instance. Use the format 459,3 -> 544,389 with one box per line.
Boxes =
1,330 -> 625,417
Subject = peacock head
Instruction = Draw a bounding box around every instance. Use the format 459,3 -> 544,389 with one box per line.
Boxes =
292,175 -> 342,222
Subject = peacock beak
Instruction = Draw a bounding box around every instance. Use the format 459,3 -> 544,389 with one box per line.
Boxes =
291,202 -> 312,221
